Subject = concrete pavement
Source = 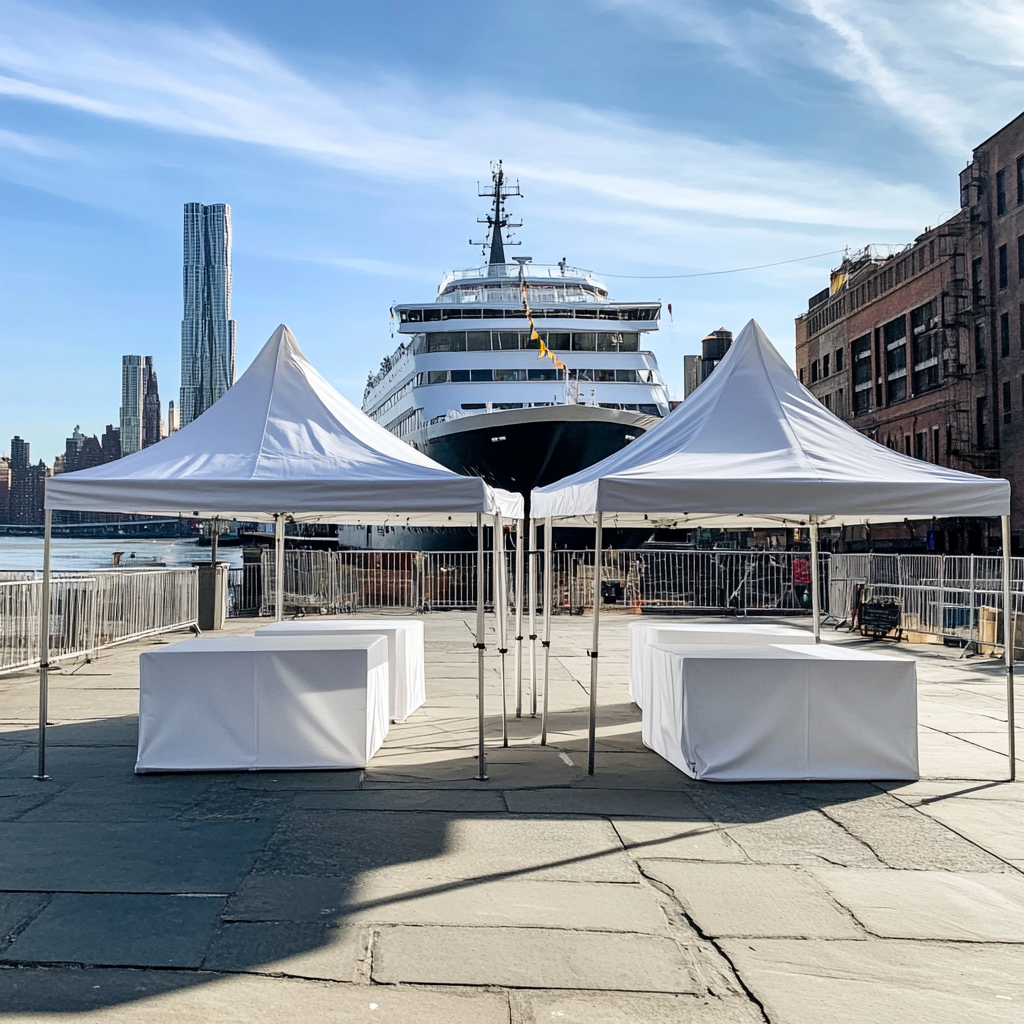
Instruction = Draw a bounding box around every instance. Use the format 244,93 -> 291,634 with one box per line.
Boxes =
0,612 -> 1021,1022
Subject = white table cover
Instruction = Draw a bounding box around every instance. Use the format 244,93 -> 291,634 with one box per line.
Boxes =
136,635 -> 389,773
256,619 -> 425,722
644,643 -> 918,781
628,620 -> 815,708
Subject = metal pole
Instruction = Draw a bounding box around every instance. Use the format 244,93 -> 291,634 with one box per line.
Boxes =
1002,515 -> 1016,781
540,516 -> 553,744
210,517 -> 218,565
514,517 -> 524,719
588,512 -> 603,775
475,512 -> 487,779
529,518 -> 538,717
274,514 -> 285,623
35,508 -> 52,780
495,512 -> 508,748
809,516 -> 821,643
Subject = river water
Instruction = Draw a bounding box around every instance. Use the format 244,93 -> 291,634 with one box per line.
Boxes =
0,537 -> 245,572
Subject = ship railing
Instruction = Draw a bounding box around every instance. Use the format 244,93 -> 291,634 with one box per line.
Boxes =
437,264 -> 603,291
0,568 -> 199,676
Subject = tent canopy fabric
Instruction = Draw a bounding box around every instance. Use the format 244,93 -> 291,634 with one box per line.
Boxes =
46,325 -> 523,524
531,319 -> 1009,527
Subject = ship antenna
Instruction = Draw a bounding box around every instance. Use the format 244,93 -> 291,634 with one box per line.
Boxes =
470,160 -> 522,271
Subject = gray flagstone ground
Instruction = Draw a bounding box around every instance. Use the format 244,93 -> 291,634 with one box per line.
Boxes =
0,612 -> 1021,1023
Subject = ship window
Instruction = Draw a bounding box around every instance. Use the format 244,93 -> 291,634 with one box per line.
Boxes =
594,369 -> 616,382
620,333 -> 639,351
404,309 -> 422,323
495,368 -> 526,381
423,308 -> 442,322
528,368 -> 557,381
523,331 -> 541,351
428,332 -> 466,353
428,370 -> 448,384
466,331 -> 490,351
460,308 -> 482,319
597,333 -> 621,352
411,334 -> 428,355
450,370 -> 470,382
496,331 -> 520,350
440,308 -> 462,320
483,309 -> 504,320
573,333 -> 597,351
573,368 -> 593,382
461,403 -> 485,410
546,332 -> 571,350
493,402 -> 523,410
471,369 -> 493,382
639,404 -> 660,415
615,369 -> 639,382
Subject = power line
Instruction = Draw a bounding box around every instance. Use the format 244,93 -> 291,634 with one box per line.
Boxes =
593,248 -> 848,280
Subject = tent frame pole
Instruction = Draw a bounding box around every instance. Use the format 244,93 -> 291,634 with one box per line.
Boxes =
529,518 -> 539,717
475,512 -> 488,780
514,517 -> 524,720
35,508 -> 52,781
588,512 -> 603,775
496,511 -> 508,748
1002,514 -> 1016,781
540,517 -> 553,744
809,516 -> 821,644
274,513 -> 285,623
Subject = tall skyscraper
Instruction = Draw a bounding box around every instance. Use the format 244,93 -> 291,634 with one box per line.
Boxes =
0,458 -> 10,523
7,437 -> 46,525
120,355 -> 146,455
143,366 -> 161,448
180,202 -> 237,426
167,400 -> 178,435
10,435 -> 29,473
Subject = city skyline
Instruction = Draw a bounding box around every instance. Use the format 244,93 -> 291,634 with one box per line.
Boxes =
2,1 -> 1024,459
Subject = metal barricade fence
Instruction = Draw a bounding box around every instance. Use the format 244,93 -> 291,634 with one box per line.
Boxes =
0,568 -> 199,676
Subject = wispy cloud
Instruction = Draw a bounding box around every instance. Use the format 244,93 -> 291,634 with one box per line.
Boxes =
0,0 -> 941,250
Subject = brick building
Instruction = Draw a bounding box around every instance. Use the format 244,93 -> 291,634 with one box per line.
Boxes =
795,112 -> 1024,552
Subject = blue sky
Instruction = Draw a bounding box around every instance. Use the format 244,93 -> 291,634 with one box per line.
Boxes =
1,0 -> 1022,461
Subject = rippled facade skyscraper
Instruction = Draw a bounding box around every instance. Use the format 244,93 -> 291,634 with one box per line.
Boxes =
180,203 -> 237,426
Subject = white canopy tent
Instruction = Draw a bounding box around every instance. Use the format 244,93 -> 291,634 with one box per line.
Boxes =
531,319 -> 1014,777
39,325 -> 523,779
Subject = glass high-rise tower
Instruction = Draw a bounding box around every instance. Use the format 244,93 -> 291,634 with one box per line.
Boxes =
180,202 -> 237,426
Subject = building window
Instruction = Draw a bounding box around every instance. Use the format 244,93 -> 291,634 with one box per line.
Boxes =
999,244 -> 1008,288
972,257 -> 984,304
1001,312 -> 1011,357
810,360 -> 819,383
1004,380 -> 1012,424
852,334 -> 872,415
822,353 -> 830,378
1019,236 -> 1024,279
834,347 -> 844,372
799,367 -> 805,384
904,435 -> 912,456
883,316 -> 907,404
946,424 -> 953,462
997,168 -> 1007,215
929,240 -> 936,264
1018,154 -> 1024,205
975,323 -> 987,369
915,431 -> 927,461
836,388 -> 844,417
932,426 -> 940,463
911,300 -> 940,394
977,396 -> 989,448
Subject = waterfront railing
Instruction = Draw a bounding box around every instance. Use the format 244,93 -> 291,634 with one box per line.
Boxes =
0,568 -> 198,676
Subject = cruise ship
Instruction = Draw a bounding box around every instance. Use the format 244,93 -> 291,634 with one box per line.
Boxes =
362,164 -> 671,502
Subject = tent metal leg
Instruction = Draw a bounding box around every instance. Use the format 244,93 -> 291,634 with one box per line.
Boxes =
1002,515 -> 1016,781
529,518 -> 538,718
514,517 -> 524,720
540,516 -> 553,745
475,513 -> 487,780
496,512 -> 508,748
35,509 -> 52,781
274,513 -> 285,623
588,512 -> 603,775
809,516 -> 821,643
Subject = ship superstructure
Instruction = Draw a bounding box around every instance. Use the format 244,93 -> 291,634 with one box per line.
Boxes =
362,163 -> 671,493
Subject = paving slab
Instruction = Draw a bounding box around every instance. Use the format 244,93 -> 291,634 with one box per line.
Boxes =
230,770 -> 364,791
0,968 -> 512,1022
812,868 -> 1024,942
517,990 -> 764,1023
1,893 -> 225,967
16,781 -> 206,822
0,821 -> 274,892
613,819 -> 748,862
908,798 -> 1023,863
640,862 -> 862,939
0,893 -> 50,948
505,787 -> 706,818
372,924 -> 702,992
720,938 -> 1023,1024
292,788 -> 507,812
202,921 -> 368,980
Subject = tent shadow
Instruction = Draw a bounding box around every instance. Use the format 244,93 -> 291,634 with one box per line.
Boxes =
0,712 -> 892,1011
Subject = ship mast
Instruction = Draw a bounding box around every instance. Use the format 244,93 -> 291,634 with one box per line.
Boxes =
471,161 -> 522,274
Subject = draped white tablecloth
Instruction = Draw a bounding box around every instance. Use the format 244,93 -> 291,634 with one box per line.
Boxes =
643,643 -> 918,781
256,619 -> 425,722
136,635 -> 389,773
628,620 -> 815,708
